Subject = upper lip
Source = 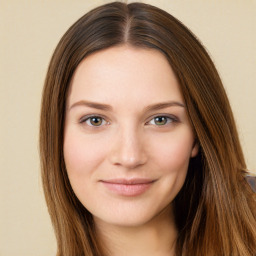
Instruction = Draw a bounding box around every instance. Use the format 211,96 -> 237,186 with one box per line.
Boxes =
100,178 -> 156,185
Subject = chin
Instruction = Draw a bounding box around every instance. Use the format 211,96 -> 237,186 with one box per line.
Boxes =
93,203 -> 172,228
94,213 -> 153,228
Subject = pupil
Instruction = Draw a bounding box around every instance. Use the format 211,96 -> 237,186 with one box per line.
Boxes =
91,117 -> 102,126
155,116 -> 166,125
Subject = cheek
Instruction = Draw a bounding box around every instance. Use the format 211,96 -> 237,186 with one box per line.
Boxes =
63,129 -> 107,178
151,131 -> 194,174
63,129 -> 110,208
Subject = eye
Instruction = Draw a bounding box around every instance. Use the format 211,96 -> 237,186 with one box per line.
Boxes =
148,115 -> 177,126
81,116 -> 107,127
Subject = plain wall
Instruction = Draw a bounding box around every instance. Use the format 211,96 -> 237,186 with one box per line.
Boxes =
0,0 -> 255,255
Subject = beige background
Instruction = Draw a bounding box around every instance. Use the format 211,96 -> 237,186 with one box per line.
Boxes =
0,0 -> 255,255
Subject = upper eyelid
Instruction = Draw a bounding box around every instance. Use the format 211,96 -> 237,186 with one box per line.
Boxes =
79,114 -> 108,123
78,113 -> 179,124
146,113 -> 179,123
79,115 -> 109,128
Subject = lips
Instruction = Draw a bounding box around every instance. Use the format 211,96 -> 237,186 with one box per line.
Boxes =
100,178 -> 156,196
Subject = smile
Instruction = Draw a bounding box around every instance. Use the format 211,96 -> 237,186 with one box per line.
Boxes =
100,178 -> 156,197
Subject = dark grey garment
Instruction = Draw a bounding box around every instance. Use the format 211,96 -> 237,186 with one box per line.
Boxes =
246,175 -> 256,193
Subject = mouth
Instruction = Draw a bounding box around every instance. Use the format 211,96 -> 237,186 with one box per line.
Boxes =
99,178 -> 156,197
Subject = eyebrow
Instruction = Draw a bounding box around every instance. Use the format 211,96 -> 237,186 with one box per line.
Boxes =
69,100 -> 113,111
144,101 -> 185,112
68,100 -> 185,112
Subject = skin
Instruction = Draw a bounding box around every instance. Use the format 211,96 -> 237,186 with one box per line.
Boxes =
64,45 -> 198,256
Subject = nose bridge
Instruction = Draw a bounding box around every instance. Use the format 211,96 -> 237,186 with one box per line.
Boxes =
109,123 -> 147,168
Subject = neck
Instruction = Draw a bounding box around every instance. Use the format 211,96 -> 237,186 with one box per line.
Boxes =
94,205 -> 177,256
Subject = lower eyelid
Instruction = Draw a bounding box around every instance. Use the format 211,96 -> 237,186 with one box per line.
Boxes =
147,115 -> 179,125
79,116 -> 106,126
78,114 -> 179,126
80,115 -> 103,122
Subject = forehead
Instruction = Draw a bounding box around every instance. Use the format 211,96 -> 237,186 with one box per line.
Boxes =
67,45 -> 183,107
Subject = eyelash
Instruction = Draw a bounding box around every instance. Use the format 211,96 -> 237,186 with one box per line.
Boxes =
79,114 -> 179,128
146,115 -> 179,126
79,115 -> 109,127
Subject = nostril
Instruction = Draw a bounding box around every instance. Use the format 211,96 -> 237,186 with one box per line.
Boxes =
109,144 -> 147,168
108,129 -> 147,168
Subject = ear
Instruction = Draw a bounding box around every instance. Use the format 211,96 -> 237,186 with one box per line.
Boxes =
190,140 -> 199,158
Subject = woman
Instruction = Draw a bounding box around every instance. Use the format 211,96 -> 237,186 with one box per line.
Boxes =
40,2 -> 256,256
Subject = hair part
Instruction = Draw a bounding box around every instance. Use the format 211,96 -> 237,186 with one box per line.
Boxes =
40,2 -> 256,255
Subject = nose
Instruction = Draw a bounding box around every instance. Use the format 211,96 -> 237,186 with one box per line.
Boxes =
108,126 -> 147,169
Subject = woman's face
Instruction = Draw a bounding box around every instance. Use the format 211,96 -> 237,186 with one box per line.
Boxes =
64,45 -> 198,227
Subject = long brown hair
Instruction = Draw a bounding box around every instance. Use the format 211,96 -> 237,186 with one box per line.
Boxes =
40,2 -> 256,255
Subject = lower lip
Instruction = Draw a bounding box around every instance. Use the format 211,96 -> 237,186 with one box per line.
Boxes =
101,182 -> 154,196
